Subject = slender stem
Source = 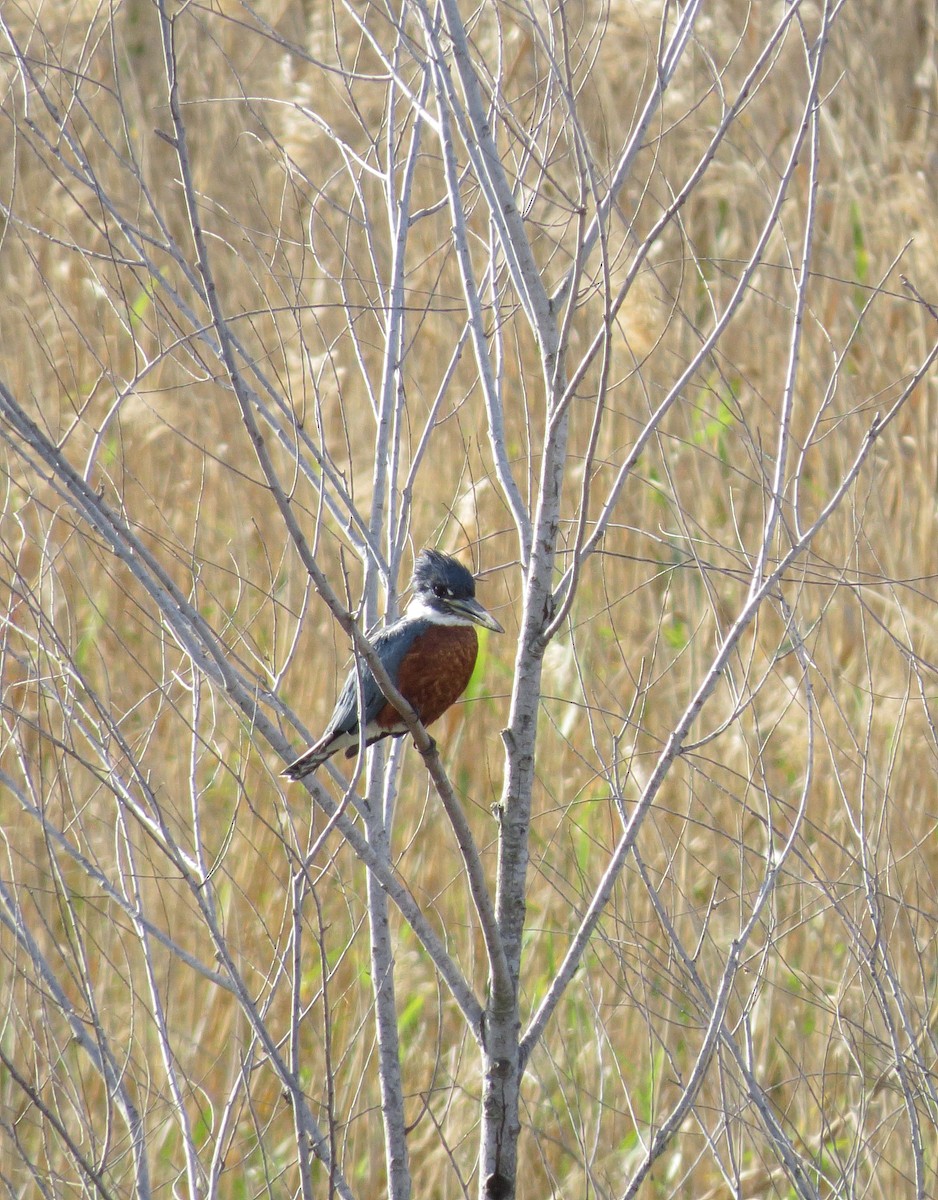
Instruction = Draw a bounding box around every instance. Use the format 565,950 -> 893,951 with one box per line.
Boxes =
522,362 -> 932,1060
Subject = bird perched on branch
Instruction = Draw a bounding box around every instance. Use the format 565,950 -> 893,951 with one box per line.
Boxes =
282,549 -> 503,779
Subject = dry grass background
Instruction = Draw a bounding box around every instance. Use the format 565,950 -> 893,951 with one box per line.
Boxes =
2,0 -> 938,1196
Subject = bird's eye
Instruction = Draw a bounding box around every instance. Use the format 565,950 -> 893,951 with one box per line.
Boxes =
433,583 -> 448,598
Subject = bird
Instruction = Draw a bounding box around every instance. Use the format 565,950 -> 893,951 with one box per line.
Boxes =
282,549 -> 503,779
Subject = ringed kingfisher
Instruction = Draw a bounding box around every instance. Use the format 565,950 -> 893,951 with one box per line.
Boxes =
282,549 -> 503,779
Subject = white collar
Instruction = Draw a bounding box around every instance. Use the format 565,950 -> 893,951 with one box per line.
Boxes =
404,595 -> 475,626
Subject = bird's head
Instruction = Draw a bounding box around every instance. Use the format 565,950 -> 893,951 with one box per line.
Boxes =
408,549 -> 504,632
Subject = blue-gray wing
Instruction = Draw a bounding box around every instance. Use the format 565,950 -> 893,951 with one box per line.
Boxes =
324,618 -> 430,737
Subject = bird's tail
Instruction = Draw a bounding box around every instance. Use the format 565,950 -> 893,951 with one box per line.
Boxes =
282,727 -> 398,780
281,741 -> 333,780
